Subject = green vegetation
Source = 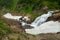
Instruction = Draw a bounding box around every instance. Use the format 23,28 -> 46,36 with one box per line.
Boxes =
0,22 -> 13,34
0,0 -> 60,13
0,0 -> 18,10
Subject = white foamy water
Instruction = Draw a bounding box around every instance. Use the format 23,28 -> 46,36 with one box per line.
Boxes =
30,11 -> 54,27
3,11 -> 60,35
25,11 -> 60,35
21,11 -> 54,27
25,21 -> 60,35
21,22 -> 30,27
3,13 -> 22,21
3,13 -> 30,21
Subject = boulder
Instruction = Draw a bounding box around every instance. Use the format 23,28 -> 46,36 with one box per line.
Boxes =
52,12 -> 60,21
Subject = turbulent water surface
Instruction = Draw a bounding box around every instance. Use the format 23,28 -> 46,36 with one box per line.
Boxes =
25,21 -> 60,35
25,11 -> 60,35
3,11 -> 60,35
30,11 -> 54,27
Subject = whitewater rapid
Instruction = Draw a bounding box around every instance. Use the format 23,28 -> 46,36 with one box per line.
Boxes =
30,11 -> 54,27
3,13 -> 30,21
25,11 -> 60,35
25,21 -> 60,35
3,11 -> 60,35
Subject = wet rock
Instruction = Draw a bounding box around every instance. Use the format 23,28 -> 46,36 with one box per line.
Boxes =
54,10 -> 60,13
21,25 -> 34,29
53,13 -> 60,18
52,12 -> 60,21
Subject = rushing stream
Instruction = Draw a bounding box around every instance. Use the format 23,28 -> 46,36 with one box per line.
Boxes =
3,11 -> 60,35
30,11 -> 54,27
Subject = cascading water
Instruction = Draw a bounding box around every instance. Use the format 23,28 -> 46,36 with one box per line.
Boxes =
25,11 -> 60,35
3,11 -> 60,35
21,11 -> 54,28
30,11 -> 54,27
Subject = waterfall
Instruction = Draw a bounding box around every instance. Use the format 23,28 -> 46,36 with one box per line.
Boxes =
20,11 -> 54,27
25,11 -> 60,35
3,11 -> 60,35
30,11 -> 54,27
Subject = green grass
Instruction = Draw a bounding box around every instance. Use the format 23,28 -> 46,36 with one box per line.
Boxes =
0,22 -> 13,34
